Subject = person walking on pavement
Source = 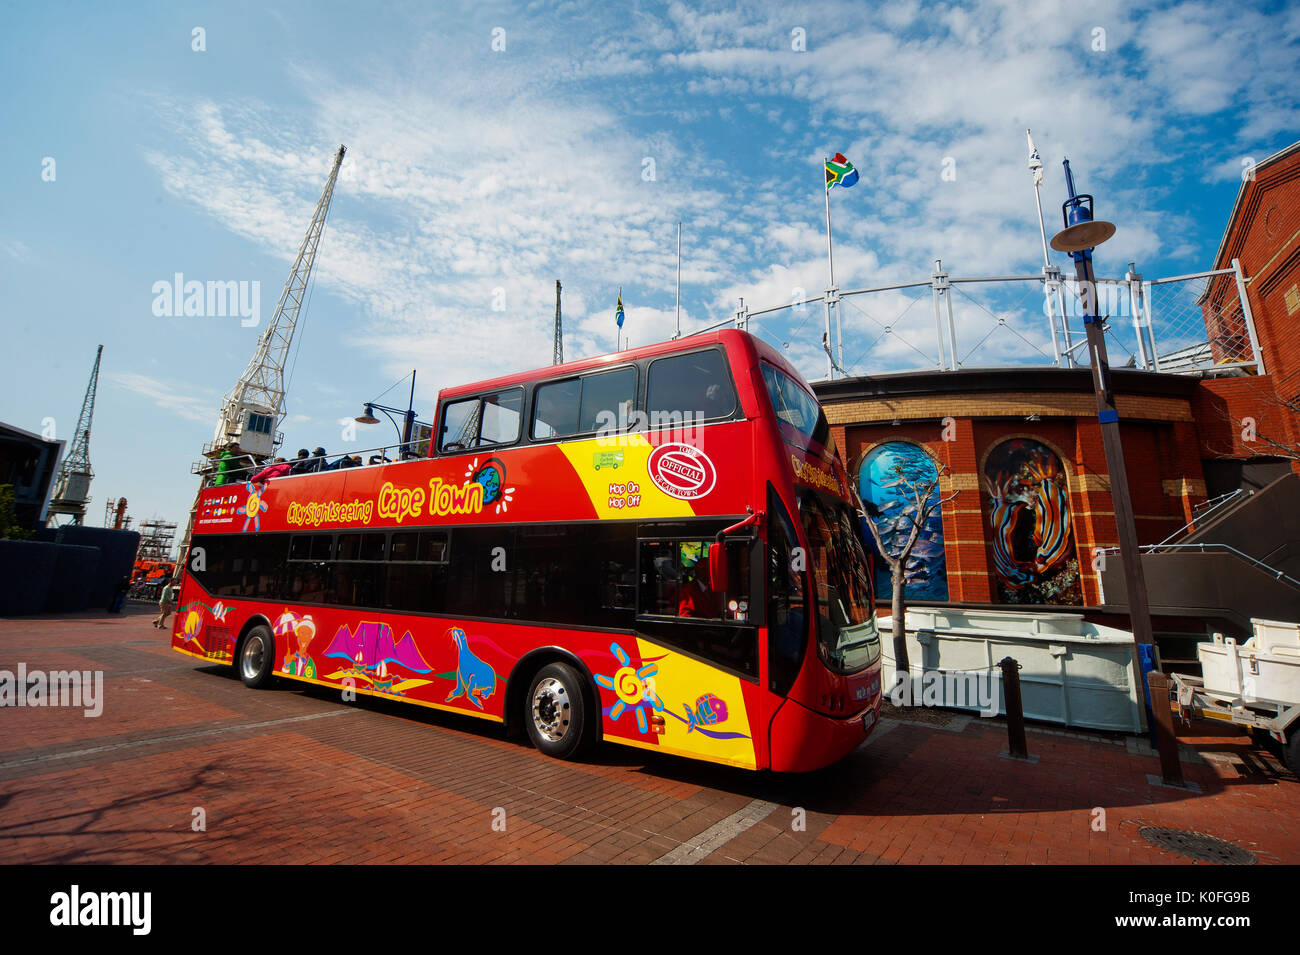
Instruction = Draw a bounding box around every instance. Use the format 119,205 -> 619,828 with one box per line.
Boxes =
154,580 -> 178,630
107,575 -> 131,613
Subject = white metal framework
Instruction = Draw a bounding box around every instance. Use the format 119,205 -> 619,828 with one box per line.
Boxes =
210,145 -> 346,459
46,344 -> 103,526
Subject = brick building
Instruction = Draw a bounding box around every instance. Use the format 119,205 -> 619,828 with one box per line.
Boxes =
814,139 -> 1300,658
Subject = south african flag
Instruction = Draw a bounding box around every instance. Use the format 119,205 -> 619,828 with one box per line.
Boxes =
615,292 -> 625,328
825,152 -> 859,191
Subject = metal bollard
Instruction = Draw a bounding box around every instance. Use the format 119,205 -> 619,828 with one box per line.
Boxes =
1146,671 -> 1185,787
998,656 -> 1029,759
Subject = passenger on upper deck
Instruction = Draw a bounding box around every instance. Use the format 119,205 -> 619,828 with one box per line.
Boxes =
251,458 -> 292,483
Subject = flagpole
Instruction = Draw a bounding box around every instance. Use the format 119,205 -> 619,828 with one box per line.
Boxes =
823,157 -> 835,379
675,221 -> 682,340
1028,129 -> 1069,368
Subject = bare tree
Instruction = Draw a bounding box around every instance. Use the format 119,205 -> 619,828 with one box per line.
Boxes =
855,457 -> 959,702
1221,390 -> 1300,463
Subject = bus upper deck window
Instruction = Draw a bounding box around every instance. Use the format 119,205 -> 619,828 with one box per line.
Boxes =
647,350 -> 736,422
533,378 -> 581,439
532,368 -> 635,440
441,388 -> 523,451
579,367 -> 635,433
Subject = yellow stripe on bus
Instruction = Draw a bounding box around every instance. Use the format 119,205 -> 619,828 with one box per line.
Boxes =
608,733 -> 759,770
558,435 -> 695,519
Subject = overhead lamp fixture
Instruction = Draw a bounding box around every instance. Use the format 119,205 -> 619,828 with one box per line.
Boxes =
1049,160 -> 1115,255
355,403 -> 380,425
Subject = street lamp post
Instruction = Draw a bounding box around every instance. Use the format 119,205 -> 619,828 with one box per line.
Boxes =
1050,161 -> 1169,757
356,369 -> 419,458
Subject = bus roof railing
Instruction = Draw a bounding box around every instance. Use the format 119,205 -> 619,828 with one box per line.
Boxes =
198,439 -> 429,489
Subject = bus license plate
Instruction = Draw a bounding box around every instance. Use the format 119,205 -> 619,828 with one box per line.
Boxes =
863,709 -> 876,731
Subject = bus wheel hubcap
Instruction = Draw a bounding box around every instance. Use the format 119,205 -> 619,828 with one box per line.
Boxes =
532,678 -> 570,742
242,636 -> 265,679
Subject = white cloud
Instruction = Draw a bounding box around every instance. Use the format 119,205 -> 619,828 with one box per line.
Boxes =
136,0 -> 1298,393
109,373 -> 214,424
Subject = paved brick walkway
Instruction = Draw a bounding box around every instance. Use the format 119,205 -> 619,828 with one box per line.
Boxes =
2,607 -> 1297,864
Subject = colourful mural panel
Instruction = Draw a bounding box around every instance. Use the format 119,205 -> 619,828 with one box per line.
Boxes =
859,442 -> 949,601
983,438 -> 1082,605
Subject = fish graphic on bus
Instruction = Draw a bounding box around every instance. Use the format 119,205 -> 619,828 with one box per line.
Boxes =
684,693 -> 729,733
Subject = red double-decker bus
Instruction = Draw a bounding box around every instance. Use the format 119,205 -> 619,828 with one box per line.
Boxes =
172,330 -> 882,771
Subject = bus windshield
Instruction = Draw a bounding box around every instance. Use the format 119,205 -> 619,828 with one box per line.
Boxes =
761,362 -> 832,451
796,488 -> 879,674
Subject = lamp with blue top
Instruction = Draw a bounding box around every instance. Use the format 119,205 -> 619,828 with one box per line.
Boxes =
1049,159 -> 1169,763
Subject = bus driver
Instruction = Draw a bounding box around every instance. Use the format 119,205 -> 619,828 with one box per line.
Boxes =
677,543 -> 719,619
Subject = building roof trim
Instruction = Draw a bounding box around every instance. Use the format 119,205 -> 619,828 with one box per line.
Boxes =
1210,139 -> 1300,273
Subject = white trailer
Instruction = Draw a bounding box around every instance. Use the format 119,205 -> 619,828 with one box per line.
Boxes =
1169,618 -> 1300,769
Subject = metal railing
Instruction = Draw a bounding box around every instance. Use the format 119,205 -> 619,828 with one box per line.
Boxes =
192,439 -> 430,488
1098,542 -> 1300,589
1156,489 -> 1251,547
722,257 -> 1263,380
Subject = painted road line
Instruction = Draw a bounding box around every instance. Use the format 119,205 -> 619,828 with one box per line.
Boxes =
0,710 -> 354,770
650,798 -> 779,865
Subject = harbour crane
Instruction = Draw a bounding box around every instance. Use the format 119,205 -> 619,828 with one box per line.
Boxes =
553,279 -> 563,365
46,345 -> 103,526
175,145 -> 346,569
207,144 -> 347,463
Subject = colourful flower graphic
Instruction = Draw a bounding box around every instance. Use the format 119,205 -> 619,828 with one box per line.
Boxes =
595,641 -> 664,734
239,481 -> 269,533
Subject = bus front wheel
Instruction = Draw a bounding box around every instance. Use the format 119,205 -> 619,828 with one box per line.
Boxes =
525,663 -> 589,759
239,625 -> 277,689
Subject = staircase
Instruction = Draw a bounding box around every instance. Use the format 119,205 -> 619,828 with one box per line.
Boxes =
1100,472 -> 1300,633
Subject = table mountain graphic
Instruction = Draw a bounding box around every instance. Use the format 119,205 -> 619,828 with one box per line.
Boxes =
324,621 -> 432,673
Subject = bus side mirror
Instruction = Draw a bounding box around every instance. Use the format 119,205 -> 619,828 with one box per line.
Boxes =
709,541 -> 728,593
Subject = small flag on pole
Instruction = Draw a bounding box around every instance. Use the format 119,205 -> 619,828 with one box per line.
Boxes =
1027,129 -> 1044,187
825,152 -> 859,192
615,291 -> 625,328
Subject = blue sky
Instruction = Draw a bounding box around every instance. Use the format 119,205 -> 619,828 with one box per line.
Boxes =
2,0 -> 1297,544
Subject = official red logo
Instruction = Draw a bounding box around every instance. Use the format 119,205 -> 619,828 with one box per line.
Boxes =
647,443 -> 716,500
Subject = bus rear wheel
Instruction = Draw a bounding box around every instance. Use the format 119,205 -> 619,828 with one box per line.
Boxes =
239,625 -> 277,689
525,663 -> 589,759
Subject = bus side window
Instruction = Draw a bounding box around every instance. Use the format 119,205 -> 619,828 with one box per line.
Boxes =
638,541 -> 680,616
478,389 -> 523,446
647,350 -> 737,423
767,488 -> 807,695
440,397 -> 479,452
637,539 -> 737,620
578,367 -> 635,433
532,378 -> 580,440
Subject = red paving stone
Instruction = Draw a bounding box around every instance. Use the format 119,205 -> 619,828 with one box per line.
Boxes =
2,607 -> 1298,864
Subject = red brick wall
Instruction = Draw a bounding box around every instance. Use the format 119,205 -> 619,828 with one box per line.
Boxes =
838,411 -> 1194,606
1194,375 -> 1299,464
1206,147 -> 1300,468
